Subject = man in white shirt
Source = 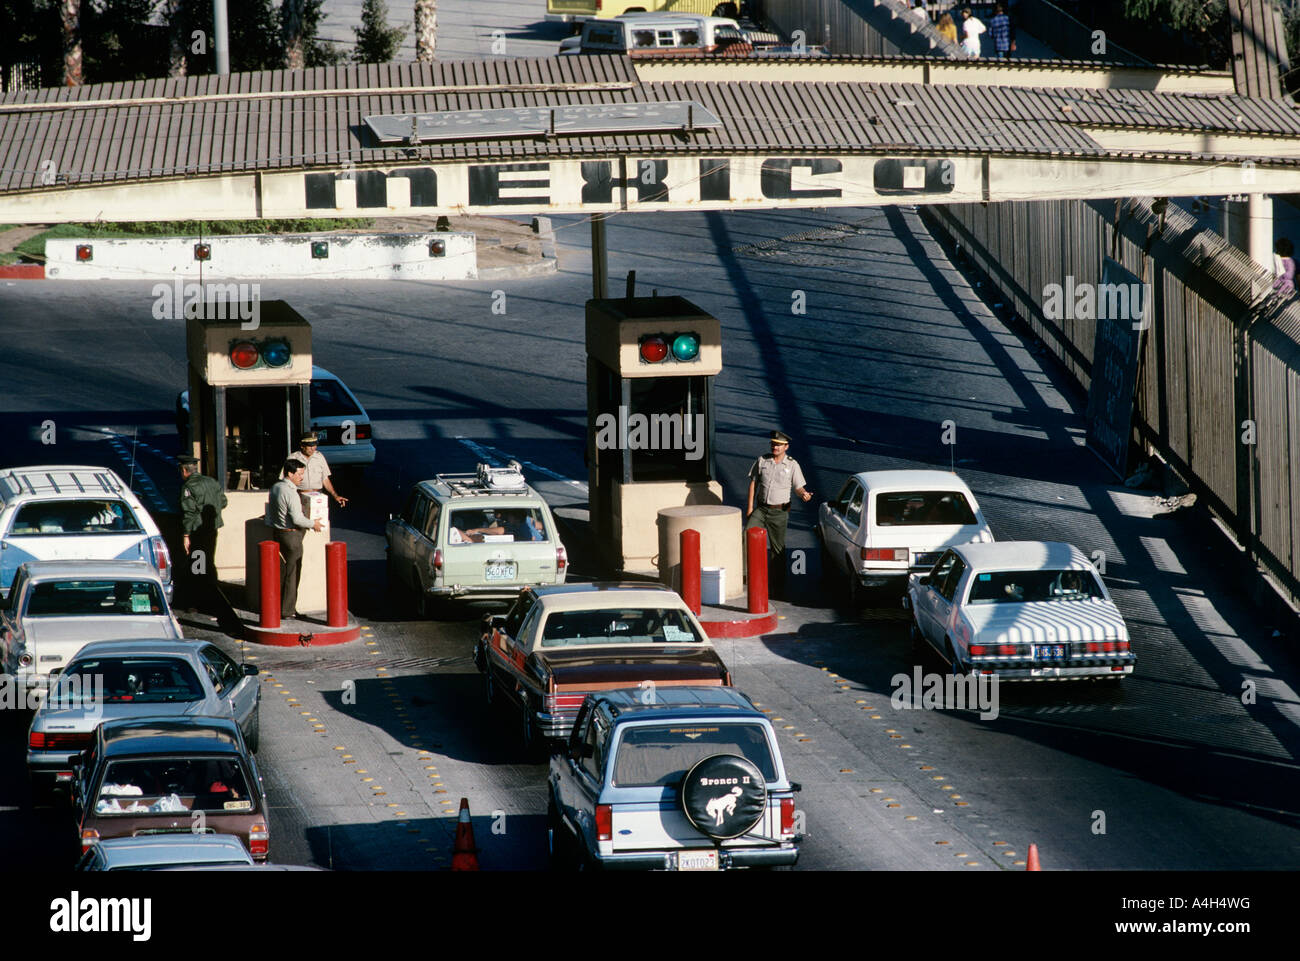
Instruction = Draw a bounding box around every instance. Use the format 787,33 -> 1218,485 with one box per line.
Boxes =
288,432 -> 347,508
960,7 -> 986,57
267,459 -> 323,619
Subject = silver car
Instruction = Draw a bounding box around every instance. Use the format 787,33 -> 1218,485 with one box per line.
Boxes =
2,560 -> 183,697
76,834 -> 255,871
28,638 -> 260,800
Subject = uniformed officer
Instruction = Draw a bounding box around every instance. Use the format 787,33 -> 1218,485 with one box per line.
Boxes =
288,432 -> 347,507
745,430 -> 812,599
178,455 -> 227,614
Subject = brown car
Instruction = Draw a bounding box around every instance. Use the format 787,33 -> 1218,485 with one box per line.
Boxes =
475,584 -> 731,756
74,717 -> 269,862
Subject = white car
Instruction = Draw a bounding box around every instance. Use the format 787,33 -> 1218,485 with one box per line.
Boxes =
904,541 -> 1136,681
1,560 -> 183,696
818,470 -> 993,605
0,465 -> 173,602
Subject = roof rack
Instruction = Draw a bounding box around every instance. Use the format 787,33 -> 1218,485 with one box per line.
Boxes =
433,461 -> 530,497
0,466 -> 122,500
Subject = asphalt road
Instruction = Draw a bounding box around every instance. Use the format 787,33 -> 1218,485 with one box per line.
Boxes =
1,207 -> 1298,873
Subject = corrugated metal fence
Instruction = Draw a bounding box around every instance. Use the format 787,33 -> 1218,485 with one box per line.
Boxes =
923,198 -> 1300,604
763,0 -> 965,56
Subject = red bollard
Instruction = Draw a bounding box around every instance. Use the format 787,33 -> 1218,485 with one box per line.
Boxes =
326,541 -> 348,628
746,527 -> 769,614
680,529 -> 701,615
259,540 -> 281,629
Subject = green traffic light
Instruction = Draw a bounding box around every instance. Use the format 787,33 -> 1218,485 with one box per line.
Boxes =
671,333 -> 700,361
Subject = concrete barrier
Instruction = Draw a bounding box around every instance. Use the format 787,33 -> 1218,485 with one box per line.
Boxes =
45,231 -> 476,280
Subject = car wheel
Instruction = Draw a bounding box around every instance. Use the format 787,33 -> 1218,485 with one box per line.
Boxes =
908,609 -> 923,647
846,558 -> 866,609
520,704 -> 540,760
484,669 -> 498,707
547,797 -> 575,870
412,569 -> 431,618
246,703 -> 261,754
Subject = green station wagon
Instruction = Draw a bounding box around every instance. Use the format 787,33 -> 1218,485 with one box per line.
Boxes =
385,463 -> 567,614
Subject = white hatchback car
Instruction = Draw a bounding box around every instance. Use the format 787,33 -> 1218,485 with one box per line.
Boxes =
904,541 -> 1136,681
818,470 -> 993,605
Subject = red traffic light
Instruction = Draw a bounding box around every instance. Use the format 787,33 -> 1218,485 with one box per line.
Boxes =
194,243 -> 212,261
639,335 -> 669,363
75,244 -> 93,262
230,342 -> 259,369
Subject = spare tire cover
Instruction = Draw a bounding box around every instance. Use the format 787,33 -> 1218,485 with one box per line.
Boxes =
681,754 -> 768,840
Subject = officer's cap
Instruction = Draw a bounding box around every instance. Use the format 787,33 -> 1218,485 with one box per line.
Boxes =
299,432 -> 320,445
769,430 -> 792,444
177,455 -> 199,466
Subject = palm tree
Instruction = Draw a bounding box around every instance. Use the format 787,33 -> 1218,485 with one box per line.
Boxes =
61,0 -> 83,85
283,0 -> 305,68
415,0 -> 435,62
166,0 -> 188,77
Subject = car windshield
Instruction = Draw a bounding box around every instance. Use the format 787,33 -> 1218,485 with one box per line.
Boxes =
26,579 -> 165,617
613,723 -> 776,787
53,657 -> 204,704
447,507 -> 549,544
309,378 -> 362,417
966,569 -> 1105,604
874,490 -> 977,526
11,499 -> 141,535
540,608 -> 704,648
96,758 -> 252,815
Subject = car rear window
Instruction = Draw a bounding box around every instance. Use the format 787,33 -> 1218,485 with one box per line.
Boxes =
874,490 -> 977,527
27,580 -> 165,617
96,758 -> 253,815
309,378 -> 362,417
447,507 -> 549,544
540,607 -> 704,648
966,568 -> 1104,604
613,723 -> 776,787
11,499 -> 141,535
58,657 -> 204,704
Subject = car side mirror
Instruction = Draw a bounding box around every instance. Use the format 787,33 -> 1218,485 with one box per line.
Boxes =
919,575 -> 932,586
790,781 -> 802,793
242,664 -> 259,676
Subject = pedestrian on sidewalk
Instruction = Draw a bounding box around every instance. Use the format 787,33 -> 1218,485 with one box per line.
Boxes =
937,12 -> 959,44
990,3 -> 1016,57
1274,237 -> 1295,295
268,459 -> 322,620
746,430 -> 813,601
960,7 -> 986,57
178,455 -> 227,615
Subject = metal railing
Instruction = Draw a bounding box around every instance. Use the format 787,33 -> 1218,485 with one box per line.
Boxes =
923,197 -> 1300,606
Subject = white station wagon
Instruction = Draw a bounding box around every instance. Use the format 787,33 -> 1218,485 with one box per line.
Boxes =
818,470 -> 993,605
904,541 -> 1136,681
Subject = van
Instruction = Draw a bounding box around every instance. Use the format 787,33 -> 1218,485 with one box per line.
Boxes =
546,0 -> 739,25
558,14 -> 754,56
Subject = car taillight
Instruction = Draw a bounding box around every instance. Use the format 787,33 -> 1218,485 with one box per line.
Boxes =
861,548 -> 908,562
556,545 -> 567,574
355,424 -> 372,440
249,823 -> 268,857
433,549 -> 443,572
29,731 -> 44,749
80,829 -> 99,854
780,797 -> 795,837
542,693 -> 556,714
970,645 -> 986,656
595,804 -> 612,842
1117,640 -> 1130,652
150,535 -> 171,578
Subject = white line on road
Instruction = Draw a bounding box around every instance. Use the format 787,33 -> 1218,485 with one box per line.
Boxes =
454,436 -> 588,495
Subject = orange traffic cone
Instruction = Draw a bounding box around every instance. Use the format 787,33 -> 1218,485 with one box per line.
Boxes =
1026,843 -> 1041,871
452,797 -> 479,871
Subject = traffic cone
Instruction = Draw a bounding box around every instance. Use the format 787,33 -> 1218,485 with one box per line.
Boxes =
451,797 -> 479,871
1026,843 -> 1041,871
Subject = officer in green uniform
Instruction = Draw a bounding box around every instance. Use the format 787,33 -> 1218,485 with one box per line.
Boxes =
745,430 -> 812,600
179,455 -> 227,614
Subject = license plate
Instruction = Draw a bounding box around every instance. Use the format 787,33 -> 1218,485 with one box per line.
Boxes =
484,561 -> 517,582
1034,643 -> 1069,662
678,850 -> 719,871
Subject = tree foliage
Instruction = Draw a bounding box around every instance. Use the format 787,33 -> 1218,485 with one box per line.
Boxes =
352,0 -> 406,63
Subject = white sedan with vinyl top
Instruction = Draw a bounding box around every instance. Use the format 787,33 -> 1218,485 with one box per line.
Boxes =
904,541 -> 1136,681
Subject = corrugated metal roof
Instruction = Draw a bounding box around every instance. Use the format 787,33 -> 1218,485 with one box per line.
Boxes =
4,54 -> 1300,194
1229,0 -> 1289,99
